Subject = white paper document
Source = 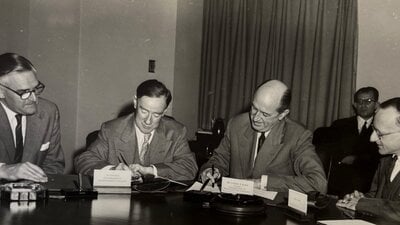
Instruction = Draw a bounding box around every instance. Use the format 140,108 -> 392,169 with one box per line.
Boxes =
221,177 -> 254,195
253,188 -> 277,200
93,169 -> 131,187
317,220 -> 375,225
186,181 -> 220,193
288,189 -> 308,214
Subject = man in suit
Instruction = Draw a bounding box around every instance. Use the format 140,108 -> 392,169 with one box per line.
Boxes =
74,79 -> 197,180
337,98 -> 400,222
327,87 -> 380,197
0,53 -> 64,182
200,80 -> 327,193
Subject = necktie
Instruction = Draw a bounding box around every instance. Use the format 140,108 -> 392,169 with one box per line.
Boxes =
14,114 -> 23,163
139,133 -> 151,164
390,155 -> 400,182
257,132 -> 265,153
360,121 -> 368,137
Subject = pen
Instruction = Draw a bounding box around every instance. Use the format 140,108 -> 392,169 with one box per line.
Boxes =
200,179 -> 210,192
119,153 -> 129,166
78,173 -> 83,191
211,165 -> 215,188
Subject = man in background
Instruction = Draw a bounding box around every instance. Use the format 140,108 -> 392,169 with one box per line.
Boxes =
327,87 -> 380,197
75,79 -> 197,180
200,80 -> 327,193
337,97 -> 400,222
0,53 -> 65,182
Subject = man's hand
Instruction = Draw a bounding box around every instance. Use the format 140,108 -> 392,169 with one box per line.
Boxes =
336,190 -> 364,211
0,162 -> 48,182
200,167 -> 221,185
340,155 -> 356,165
129,164 -> 154,176
112,163 -> 141,178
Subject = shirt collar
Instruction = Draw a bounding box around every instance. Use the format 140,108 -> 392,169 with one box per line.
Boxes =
357,116 -> 373,129
0,102 -> 18,123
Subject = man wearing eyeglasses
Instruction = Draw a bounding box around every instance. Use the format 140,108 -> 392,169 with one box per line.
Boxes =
327,87 -> 381,197
199,80 -> 327,193
0,53 -> 64,182
337,97 -> 400,222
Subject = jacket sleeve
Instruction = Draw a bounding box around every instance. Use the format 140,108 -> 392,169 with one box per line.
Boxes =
41,105 -> 65,174
74,123 -> 112,175
153,126 -> 198,180
356,198 -> 400,222
199,119 -> 233,178
267,130 -> 328,193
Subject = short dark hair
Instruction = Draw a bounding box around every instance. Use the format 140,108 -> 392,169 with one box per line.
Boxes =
136,79 -> 172,106
0,53 -> 36,78
354,87 -> 379,102
380,97 -> 400,112
277,88 -> 291,113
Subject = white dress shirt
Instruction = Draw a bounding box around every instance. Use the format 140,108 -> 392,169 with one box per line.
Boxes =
253,130 -> 271,162
0,102 -> 27,147
390,155 -> 400,182
356,116 -> 373,134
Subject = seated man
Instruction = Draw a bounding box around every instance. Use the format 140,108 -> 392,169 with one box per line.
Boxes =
327,87 -> 381,197
0,53 -> 65,182
199,80 -> 327,193
74,79 -> 198,180
337,97 -> 400,221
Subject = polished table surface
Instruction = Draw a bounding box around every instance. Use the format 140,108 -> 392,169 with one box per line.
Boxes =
0,175 -> 397,225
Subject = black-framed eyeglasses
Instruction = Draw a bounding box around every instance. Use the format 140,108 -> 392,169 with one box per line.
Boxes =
372,126 -> 400,141
0,82 -> 45,100
355,98 -> 376,105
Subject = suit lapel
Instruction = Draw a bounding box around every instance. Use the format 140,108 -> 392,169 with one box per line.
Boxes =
22,111 -> 44,162
148,120 -> 171,164
0,105 -> 15,163
239,123 -> 256,178
253,120 -> 285,174
117,115 -> 137,164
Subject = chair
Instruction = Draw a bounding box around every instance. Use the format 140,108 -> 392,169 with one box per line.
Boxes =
86,130 -> 99,148
313,127 -> 336,182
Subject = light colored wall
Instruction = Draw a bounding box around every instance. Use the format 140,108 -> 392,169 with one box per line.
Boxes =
0,0 -> 203,173
76,0 -> 178,152
357,0 -> 400,101
173,0 -> 203,140
0,1 -> 80,173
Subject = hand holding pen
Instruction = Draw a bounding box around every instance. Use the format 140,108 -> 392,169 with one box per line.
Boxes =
200,165 -> 221,186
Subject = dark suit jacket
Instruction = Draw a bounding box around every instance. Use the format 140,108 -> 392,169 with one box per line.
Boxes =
74,114 -> 198,180
328,116 -> 380,195
200,113 -> 327,193
356,156 -> 400,222
0,98 -> 65,174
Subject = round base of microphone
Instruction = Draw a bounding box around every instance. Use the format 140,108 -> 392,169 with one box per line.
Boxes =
211,193 -> 265,216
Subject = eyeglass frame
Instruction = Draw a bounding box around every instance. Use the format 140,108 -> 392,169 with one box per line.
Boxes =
250,104 -> 280,119
354,98 -> 376,106
372,126 -> 400,141
0,81 -> 45,100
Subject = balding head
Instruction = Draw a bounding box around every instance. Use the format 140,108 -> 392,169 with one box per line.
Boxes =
250,80 -> 291,132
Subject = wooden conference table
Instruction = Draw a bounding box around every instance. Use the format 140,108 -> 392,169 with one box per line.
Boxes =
0,175 -> 396,225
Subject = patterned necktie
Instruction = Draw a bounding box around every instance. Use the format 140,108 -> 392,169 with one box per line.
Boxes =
257,132 -> 265,153
139,133 -> 151,164
14,114 -> 23,163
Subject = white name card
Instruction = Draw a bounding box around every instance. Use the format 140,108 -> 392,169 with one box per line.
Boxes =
221,177 -> 254,195
93,170 -> 131,187
288,189 -> 308,214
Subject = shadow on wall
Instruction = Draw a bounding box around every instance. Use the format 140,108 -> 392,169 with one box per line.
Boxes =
71,102 -> 135,173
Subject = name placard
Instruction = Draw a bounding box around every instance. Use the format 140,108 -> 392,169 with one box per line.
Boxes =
288,189 -> 308,214
221,177 -> 254,195
93,170 -> 131,187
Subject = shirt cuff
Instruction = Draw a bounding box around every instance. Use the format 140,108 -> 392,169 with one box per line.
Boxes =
102,165 -> 115,170
151,165 -> 158,178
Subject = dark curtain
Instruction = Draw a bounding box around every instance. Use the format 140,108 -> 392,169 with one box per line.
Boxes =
199,0 -> 358,131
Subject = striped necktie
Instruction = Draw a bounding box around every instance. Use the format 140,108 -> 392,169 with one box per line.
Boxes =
139,133 -> 151,164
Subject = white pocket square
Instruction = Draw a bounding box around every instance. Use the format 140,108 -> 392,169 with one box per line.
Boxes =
40,142 -> 50,151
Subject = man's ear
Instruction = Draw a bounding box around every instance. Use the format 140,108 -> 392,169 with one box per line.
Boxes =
278,109 -> 290,121
133,95 -> 138,109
